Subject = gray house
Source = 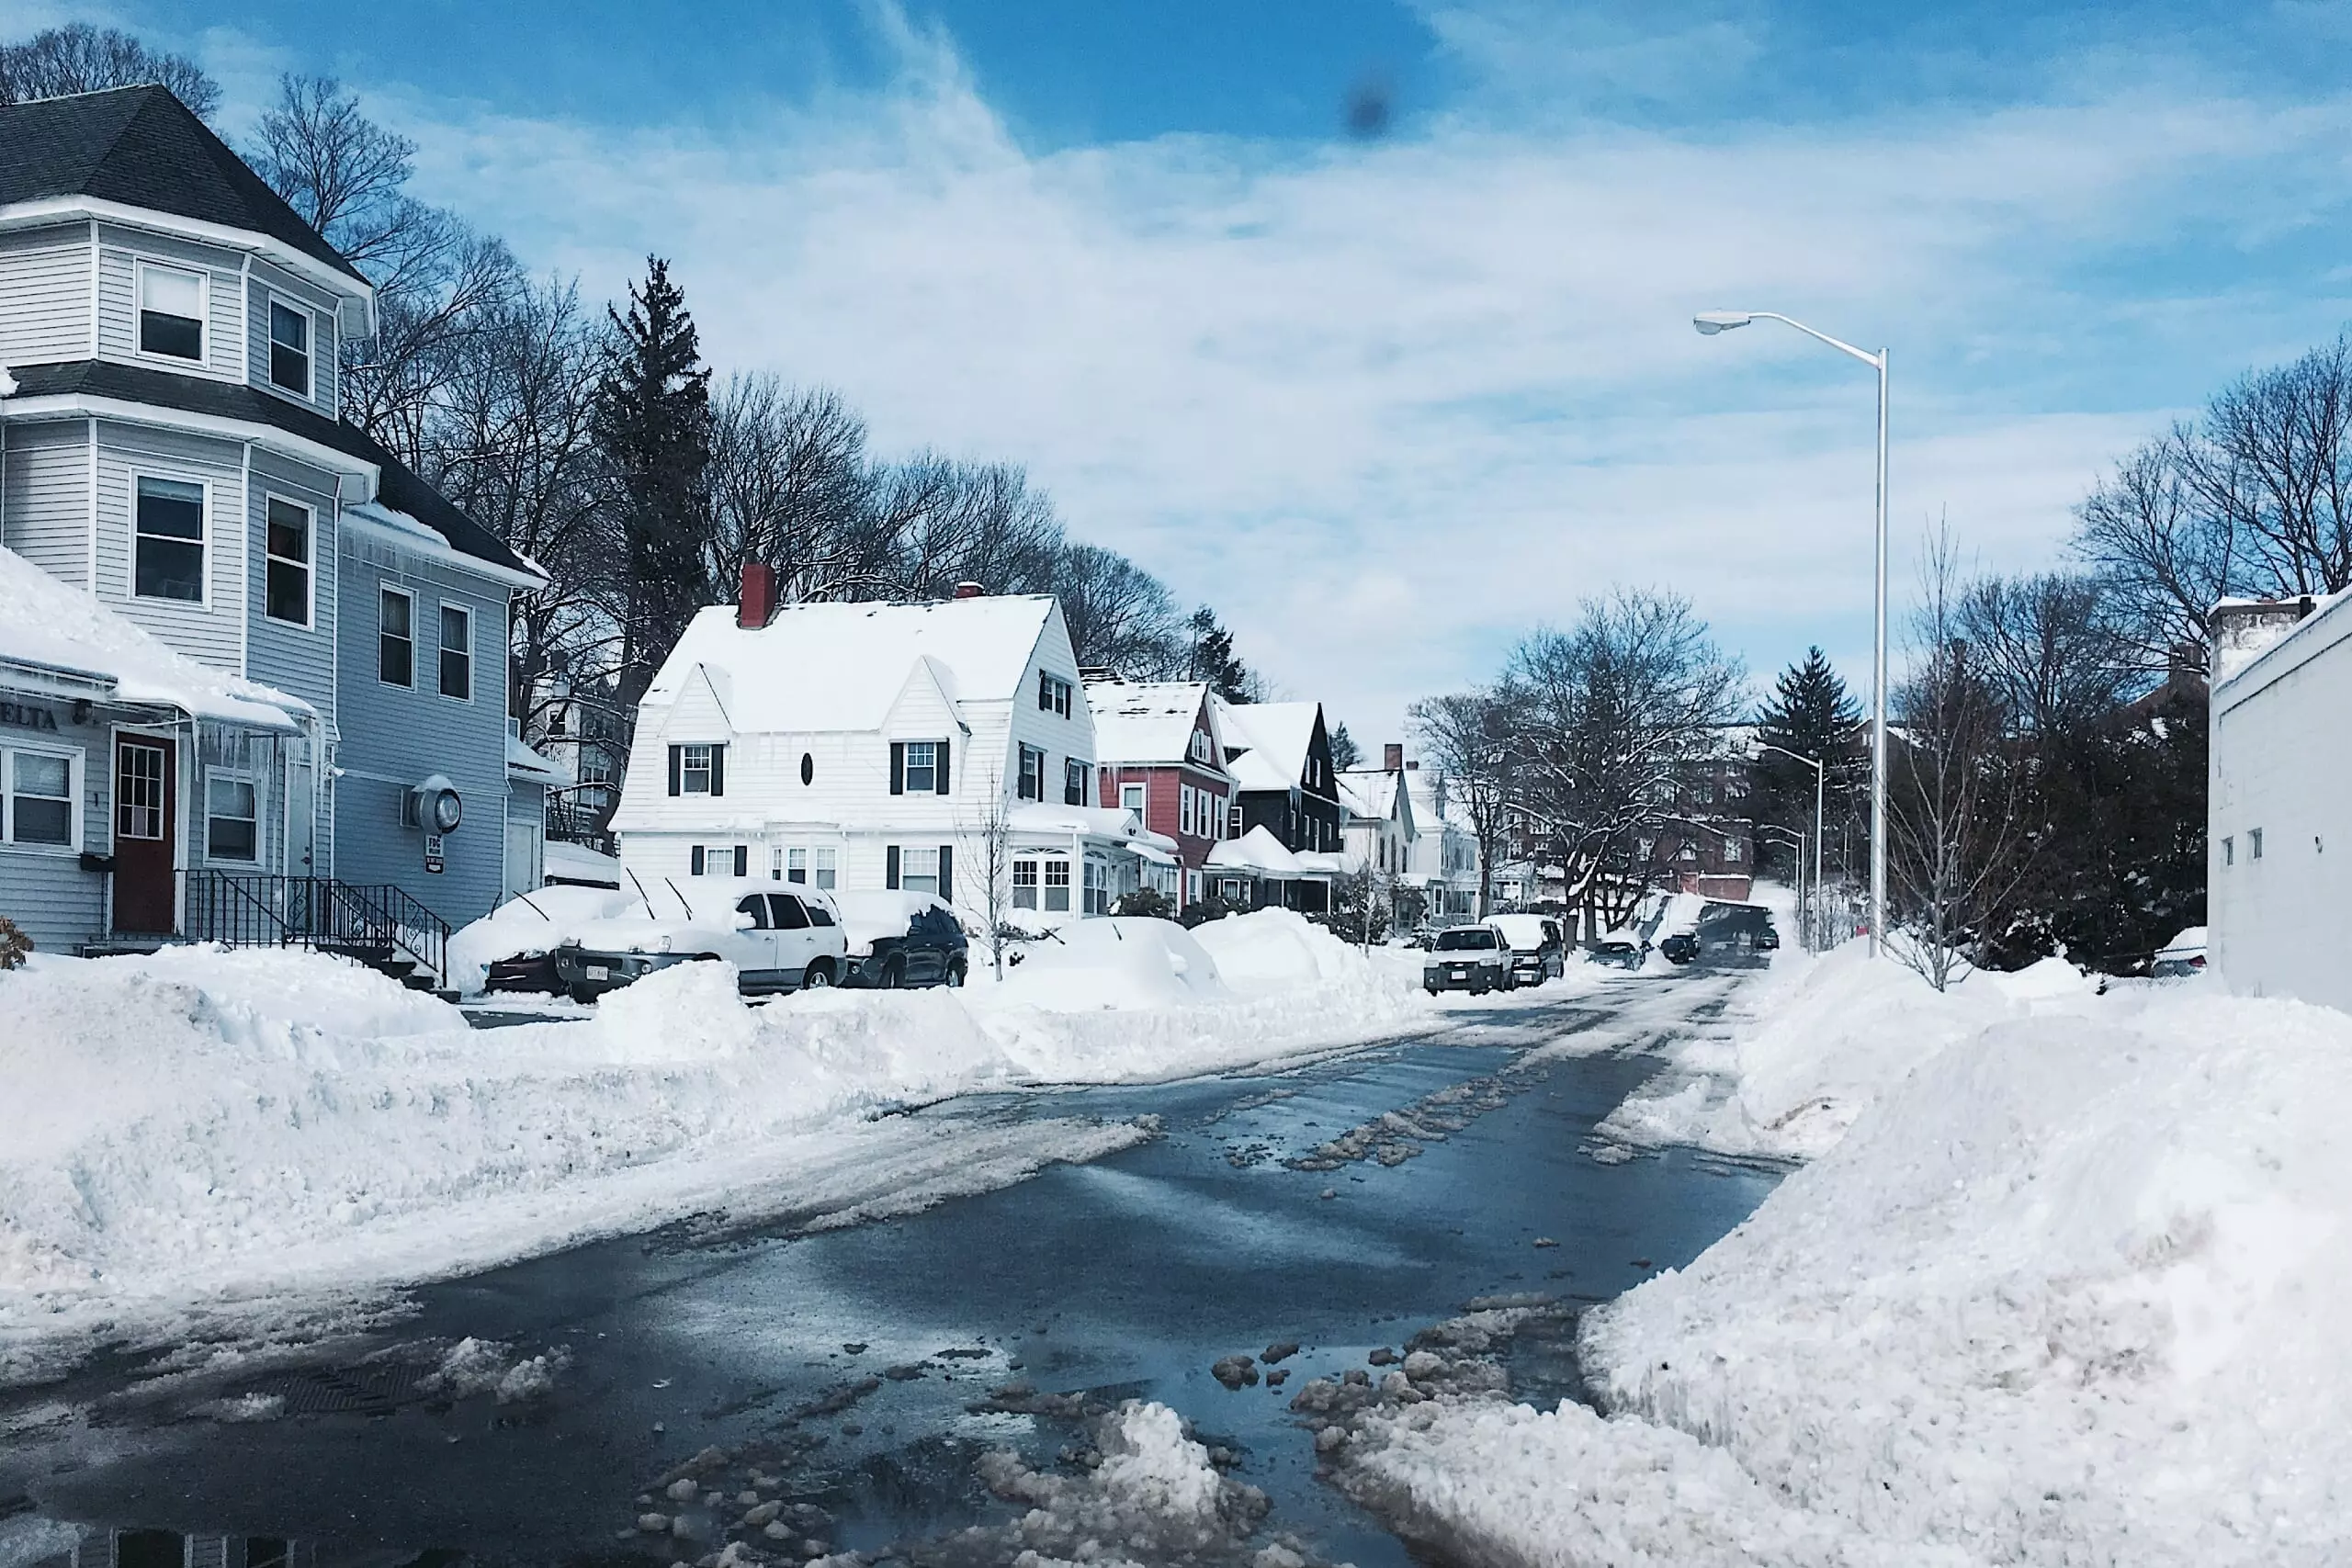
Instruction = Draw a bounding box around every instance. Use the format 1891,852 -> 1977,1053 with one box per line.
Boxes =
0,85 -> 548,981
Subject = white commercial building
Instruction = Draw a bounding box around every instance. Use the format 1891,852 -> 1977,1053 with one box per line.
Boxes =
2209,594 -> 2348,1009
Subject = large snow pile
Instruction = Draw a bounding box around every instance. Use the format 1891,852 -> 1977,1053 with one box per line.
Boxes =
0,927 -> 1424,1378
445,884 -> 651,990
981,917 -> 1234,1011
1191,908 -> 1380,989
1351,964 -> 2352,1564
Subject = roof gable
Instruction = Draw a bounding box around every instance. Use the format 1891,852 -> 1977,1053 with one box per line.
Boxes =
0,85 -> 368,286
1088,679 -> 1222,769
1216,699 -> 1327,793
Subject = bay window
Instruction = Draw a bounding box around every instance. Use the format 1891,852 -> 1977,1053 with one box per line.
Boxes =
137,263 -> 206,360
267,298 -> 312,396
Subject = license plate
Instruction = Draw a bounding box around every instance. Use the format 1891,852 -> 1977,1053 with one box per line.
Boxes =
1449,965 -> 1470,976
585,964 -> 609,982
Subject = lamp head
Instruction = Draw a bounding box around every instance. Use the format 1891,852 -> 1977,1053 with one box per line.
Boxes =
1693,310 -> 1753,336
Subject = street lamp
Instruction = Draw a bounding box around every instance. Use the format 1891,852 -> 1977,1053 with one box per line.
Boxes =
1752,740 -> 1826,949
1754,824 -> 1809,946
1694,310 -> 1888,958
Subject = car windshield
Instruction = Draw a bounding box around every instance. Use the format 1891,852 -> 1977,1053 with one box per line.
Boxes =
1434,929 -> 1496,951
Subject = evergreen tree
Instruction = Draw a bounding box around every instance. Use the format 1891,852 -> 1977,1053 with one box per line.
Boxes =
1187,606 -> 1254,702
595,256 -> 712,706
1328,720 -> 1362,771
1752,648 -> 1863,877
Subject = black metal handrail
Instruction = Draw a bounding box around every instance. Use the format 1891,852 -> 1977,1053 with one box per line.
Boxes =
183,873 -> 451,985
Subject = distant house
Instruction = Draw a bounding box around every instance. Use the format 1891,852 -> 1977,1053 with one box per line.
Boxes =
1207,697 -> 1345,912
610,573 -> 1174,926
1641,729 -> 1757,901
0,86 -> 548,979
2209,594 -> 2344,1008
1402,762 -> 1481,923
1089,677 -> 1232,908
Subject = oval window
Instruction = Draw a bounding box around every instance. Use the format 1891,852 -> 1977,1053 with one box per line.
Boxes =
799,752 -> 814,785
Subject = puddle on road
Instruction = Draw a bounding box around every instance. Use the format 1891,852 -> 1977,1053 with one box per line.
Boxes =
3,989 -> 1778,1568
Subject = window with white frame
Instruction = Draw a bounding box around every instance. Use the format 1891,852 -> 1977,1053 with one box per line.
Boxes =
1189,728 -> 1212,764
264,496 -> 311,626
379,587 -> 413,685
1064,757 -> 1087,807
2,747 -> 77,848
903,739 -> 940,794
899,845 -> 944,896
786,847 -> 808,884
206,772 -> 258,861
267,297 -> 312,396
678,744 -> 718,794
690,844 -> 747,876
1038,671 -> 1072,716
133,476 -> 205,602
1012,857 -> 1039,908
1180,784 -> 1195,837
1018,744 -> 1045,801
1043,856 -> 1071,912
812,847 -> 837,889
137,262 -> 207,361
1121,782 -> 1146,812
438,604 -> 471,700
1083,857 -> 1110,916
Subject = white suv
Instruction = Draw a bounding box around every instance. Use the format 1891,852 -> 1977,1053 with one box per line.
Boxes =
551,879 -> 848,1001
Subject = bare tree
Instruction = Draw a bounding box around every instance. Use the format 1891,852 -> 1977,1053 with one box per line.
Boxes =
1957,572 -> 2128,741
1051,543 -> 1187,674
1408,689 -> 1516,919
1886,526 -> 2029,990
707,376 -> 882,602
2074,434 -> 2233,677
0,24 -> 219,117
956,766 -> 1019,980
1500,590 -> 1744,937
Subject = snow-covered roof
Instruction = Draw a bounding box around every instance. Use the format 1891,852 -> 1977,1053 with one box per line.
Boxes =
1205,824 -> 1304,876
1338,767 -> 1407,822
1007,803 -> 1180,854
0,546 -> 310,731
1216,699 -> 1321,793
643,596 -> 1061,733
1088,680 -> 1216,768
506,731 -> 571,785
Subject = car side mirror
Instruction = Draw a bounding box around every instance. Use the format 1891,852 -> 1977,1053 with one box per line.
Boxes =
733,911 -> 756,931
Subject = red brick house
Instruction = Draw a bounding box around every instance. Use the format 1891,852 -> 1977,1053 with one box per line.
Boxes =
1088,678 -> 1234,909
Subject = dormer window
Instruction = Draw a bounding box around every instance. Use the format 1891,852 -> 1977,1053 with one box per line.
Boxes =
137,263 -> 206,361
1189,729 -> 1212,765
268,299 -> 312,396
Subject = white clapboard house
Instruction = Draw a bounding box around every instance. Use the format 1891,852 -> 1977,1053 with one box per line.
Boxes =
610,572 -> 1177,926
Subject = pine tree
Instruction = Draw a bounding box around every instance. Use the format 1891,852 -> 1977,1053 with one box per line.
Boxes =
595,256 -> 712,705
1328,720 -> 1362,771
1753,648 -> 1863,877
1187,606 -> 1253,702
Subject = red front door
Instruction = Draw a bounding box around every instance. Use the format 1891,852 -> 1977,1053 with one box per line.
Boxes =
113,735 -> 176,935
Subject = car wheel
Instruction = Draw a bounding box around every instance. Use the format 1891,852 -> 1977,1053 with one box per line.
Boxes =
569,983 -> 597,1005
946,958 -> 967,987
881,957 -> 906,989
802,962 -> 834,989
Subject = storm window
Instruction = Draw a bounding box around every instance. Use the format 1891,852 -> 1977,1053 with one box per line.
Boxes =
138,263 -> 206,360
133,477 -> 205,602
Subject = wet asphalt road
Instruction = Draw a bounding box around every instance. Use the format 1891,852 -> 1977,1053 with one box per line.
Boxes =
0,969 -> 1782,1566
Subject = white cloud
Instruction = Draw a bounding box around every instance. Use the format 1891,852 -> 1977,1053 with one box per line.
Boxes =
205,7 -> 2352,736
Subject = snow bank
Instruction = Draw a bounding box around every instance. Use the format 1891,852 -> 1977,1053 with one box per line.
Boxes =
0,927 -> 1426,1378
445,885 -> 651,990
1191,908 -> 1385,990
981,917 -> 1234,1011
1377,957 -> 2352,1564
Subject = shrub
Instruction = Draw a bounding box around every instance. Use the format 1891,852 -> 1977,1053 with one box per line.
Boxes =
1112,887 -> 1175,920
0,916 -> 31,970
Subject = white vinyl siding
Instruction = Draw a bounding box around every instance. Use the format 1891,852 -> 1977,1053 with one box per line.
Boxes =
2,744 -> 81,850
96,228 -> 243,381
0,224 -> 94,365
95,423 -> 247,672
1,421 -> 94,587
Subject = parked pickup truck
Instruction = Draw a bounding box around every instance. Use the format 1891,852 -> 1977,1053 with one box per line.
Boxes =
551,878 -> 847,1001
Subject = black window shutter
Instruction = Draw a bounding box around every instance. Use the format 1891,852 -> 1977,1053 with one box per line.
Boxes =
691,845 -> 706,875
889,741 -> 905,795
886,845 -> 901,889
936,739 -> 951,795
734,845 -> 748,877
711,745 -> 726,797
668,746 -> 682,796
939,844 -> 953,903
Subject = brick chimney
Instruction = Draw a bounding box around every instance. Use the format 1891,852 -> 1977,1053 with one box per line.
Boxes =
738,561 -> 777,629
954,581 -> 985,600
1383,741 -> 1404,772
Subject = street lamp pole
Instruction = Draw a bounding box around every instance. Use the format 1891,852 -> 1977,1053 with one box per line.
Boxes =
1753,740 -> 1825,948
1694,310 -> 1888,957
1755,824 -> 1808,944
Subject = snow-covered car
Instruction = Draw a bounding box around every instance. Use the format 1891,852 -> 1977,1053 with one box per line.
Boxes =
550,880 -> 846,1001
1423,925 -> 1513,994
835,891 -> 969,987
1588,935 -> 1649,970
2150,925 -> 2208,978
1484,913 -> 1566,986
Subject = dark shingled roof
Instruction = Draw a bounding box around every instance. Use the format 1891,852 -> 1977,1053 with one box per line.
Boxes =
0,85 -> 368,287
6,360 -> 537,581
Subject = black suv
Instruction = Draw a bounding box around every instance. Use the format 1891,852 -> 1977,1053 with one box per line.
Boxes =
1659,931 -> 1700,964
841,897 -> 970,987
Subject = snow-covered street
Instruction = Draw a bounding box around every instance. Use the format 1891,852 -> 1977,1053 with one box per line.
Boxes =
0,953 -> 1766,1567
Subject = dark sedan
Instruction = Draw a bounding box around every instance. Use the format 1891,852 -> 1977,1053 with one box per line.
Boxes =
838,892 -> 969,987
1589,936 -> 1649,971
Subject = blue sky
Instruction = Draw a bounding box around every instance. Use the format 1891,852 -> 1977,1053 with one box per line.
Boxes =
26,0 -> 2352,741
